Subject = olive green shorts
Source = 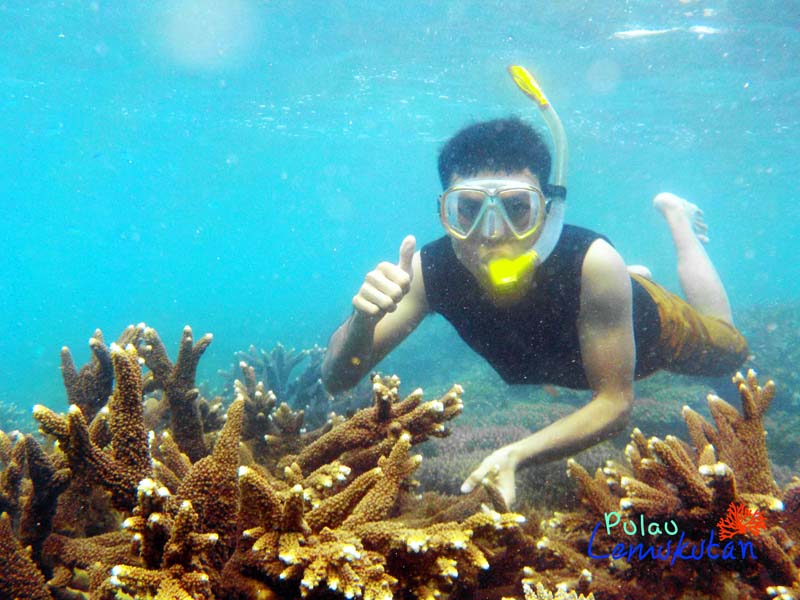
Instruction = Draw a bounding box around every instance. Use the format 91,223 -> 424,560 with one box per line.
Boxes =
631,274 -> 749,377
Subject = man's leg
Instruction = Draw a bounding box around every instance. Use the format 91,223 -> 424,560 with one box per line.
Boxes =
653,192 -> 733,324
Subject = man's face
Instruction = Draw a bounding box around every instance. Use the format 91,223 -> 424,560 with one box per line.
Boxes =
445,168 -> 543,301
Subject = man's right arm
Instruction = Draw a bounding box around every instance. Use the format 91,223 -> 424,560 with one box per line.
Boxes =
321,235 -> 429,394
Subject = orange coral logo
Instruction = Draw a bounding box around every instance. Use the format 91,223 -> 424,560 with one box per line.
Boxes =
717,502 -> 766,541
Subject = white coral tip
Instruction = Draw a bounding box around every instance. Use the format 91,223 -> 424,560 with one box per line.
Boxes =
341,544 -> 361,560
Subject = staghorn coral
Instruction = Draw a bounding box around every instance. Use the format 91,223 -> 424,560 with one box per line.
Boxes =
683,369 -> 779,497
139,325 -> 213,462
19,434 -> 71,562
533,370 -> 799,599
224,429 -> 527,599
0,431 -> 25,525
508,579 -> 595,600
9,320 -> 800,600
0,511 -> 53,600
34,343 -> 151,513
60,324 -> 145,423
281,374 -> 463,477
219,343 -> 342,429
1,324 -> 536,600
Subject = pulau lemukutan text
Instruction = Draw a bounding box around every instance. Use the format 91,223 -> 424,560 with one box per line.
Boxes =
588,511 -> 756,565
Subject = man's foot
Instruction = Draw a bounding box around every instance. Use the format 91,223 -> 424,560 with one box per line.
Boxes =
653,192 -> 709,244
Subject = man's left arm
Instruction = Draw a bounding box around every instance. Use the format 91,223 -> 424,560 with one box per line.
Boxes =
462,239 -> 635,504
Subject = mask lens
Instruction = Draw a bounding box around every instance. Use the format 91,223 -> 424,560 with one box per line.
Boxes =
443,189 -> 487,237
499,189 -> 539,235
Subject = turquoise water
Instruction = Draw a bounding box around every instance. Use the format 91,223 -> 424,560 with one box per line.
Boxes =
1,1 -> 798,415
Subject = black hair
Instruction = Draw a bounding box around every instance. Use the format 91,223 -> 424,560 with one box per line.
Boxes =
437,116 -> 551,189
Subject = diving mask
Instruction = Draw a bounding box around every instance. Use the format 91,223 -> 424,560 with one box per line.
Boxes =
439,179 -> 548,241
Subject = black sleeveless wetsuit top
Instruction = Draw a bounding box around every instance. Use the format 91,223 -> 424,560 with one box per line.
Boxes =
420,225 -> 662,389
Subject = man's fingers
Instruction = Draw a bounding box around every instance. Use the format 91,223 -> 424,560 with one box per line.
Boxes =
498,469 -> 516,506
352,295 -> 382,317
461,468 -> 484,494
461,462 -> 496,494
365,270 -> 405,303
352,236 -> 414,322
398,235 -> 416,278
359,283 -> 397,313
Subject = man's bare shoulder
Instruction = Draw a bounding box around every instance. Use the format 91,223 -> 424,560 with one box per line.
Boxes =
580,239 -> 632,314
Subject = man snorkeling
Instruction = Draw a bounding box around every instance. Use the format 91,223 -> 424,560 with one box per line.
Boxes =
321,67 -> 748,506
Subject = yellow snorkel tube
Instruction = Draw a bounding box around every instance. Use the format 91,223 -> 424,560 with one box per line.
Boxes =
486,66 -> 569,295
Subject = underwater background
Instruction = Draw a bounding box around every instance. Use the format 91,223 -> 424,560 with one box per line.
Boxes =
2,2 -> 800,599
1,1 -> 798,441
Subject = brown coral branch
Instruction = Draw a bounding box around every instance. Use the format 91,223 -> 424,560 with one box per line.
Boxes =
19,435 -> 70,561
175,397 -> 244,562
139,325 -> 212,462
0,511 -> 53,600
34,343 -> 152,512
60,325 -> 145,422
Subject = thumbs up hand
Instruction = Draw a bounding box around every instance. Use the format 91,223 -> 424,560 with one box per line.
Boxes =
352,235 -> 416,322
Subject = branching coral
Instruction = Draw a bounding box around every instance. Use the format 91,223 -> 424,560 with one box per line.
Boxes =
541,370 -> 798,599
219,343 -> 339,429
0,511 -> 53,600
282,375 -> 463,477
139,325 -> 213,462
8,318 -> 800,600
0,325 -> 534,600
509,580 -> 595,600
34,343 -> 151,512
59,324 -> 145,422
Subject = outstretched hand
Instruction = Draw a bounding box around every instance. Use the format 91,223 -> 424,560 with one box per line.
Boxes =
461,445 -> 518,507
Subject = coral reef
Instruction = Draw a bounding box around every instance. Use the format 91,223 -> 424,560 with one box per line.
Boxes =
529,370 -> 800,599
0,325 -> 535,600
3,319 -> 800,600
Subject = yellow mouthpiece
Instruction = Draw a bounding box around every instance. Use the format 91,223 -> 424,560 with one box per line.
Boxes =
487,251 -> 537,294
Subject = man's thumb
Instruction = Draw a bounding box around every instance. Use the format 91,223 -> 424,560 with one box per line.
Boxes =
398,235 -> 416,276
